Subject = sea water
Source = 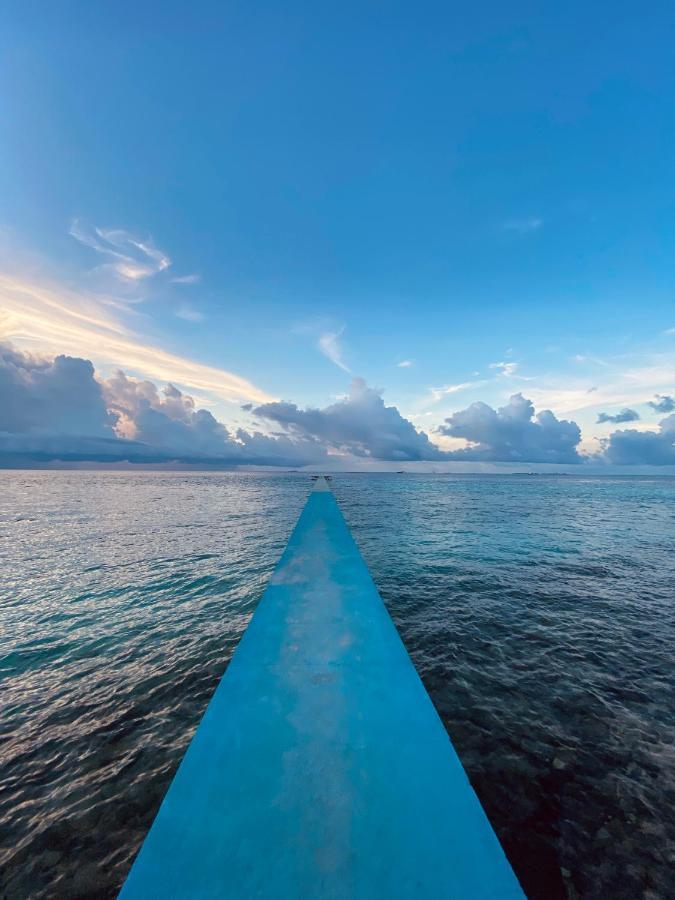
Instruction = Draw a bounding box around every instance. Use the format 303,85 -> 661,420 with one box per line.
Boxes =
1,472 -> 673,899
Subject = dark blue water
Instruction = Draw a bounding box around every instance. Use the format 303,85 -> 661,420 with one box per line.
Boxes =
1,472 -> 673,899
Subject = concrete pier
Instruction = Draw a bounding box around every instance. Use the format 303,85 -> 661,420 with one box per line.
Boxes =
120,477 -> 524,898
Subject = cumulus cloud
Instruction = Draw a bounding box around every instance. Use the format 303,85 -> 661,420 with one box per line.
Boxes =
6,344 -> 672,468
647,394 -> 675,413
0,344 -> 321,466
104,371 -> 322,466
69,220 -> 170,281
597,408 -> 640,424
603,415 -> 675,465
0,343 -> 116,438
438,393 -> 582,463
253,378 -> 446,461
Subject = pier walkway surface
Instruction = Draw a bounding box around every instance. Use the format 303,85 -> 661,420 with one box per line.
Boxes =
120,477 -> 524,898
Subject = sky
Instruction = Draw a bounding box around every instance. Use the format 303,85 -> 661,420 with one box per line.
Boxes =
1,1 -> 674,470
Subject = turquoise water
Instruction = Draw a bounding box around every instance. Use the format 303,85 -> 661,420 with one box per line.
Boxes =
1,472 -> 673,898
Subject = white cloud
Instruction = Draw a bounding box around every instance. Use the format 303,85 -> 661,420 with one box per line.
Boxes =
502,217 -> 543,234
318,328 -> 350,373
438,393 -> 582,463
69,219 -> 171,282
170,273 -> 200,284
519,358 -> 675,420
175,303 -> 205,323
570,353 -> 609,367
429,381 -> 482,403
0,344 -> 319,466
397,359 -> 413,368
253,378 -> 445,461
489,360 -> 519,377
0,273 -> 273,405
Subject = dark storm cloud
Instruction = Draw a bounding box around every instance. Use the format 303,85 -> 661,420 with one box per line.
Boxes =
597,409 -> 640,424
437,393 -> 582,463
253,378 -> 447,461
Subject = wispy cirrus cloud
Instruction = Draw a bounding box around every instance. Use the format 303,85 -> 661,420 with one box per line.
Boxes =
397,359 -> 414,368
175,303 -> 205,323
318,328 -> 351,373
501,217 -> 543,234
429,381 -> 483,403
519,359 -> 675,418
69,219 -> 171,282
0,273 -> 272,405
571,353 -> 610,368
170,273 -> 200,285
489,360 -> 519,377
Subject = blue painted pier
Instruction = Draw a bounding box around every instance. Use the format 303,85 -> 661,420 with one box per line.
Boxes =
120,477 -> 524,898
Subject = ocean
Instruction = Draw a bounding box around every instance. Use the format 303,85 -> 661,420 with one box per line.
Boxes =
1,471 -> 673,899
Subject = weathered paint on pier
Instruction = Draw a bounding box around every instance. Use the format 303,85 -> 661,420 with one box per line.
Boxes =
120,477 -> 524,898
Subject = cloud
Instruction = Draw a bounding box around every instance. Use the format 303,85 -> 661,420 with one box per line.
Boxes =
519,358 -> 675,419
603,415 -> 675,465
103,370 -> 320,465
175,303 -> 204,323
489,361 -> 519,377
429,381 -> 484,403
571,354 -> 608,367
170,273 -> 200,284
597,408 -> 640,424
502,217 -> 543,234
0,343 -> 321,467
648,394 -> 675,413
253,378 -> 446,461
70,220 -> 171,282
397,359 -> 413,368
0,274 -> 272,404
438,393 -> 582,463
318,329 -> 350,373
0,343 -> 116,438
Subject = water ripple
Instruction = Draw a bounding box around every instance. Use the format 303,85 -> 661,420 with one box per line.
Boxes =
1,471 -> 673,899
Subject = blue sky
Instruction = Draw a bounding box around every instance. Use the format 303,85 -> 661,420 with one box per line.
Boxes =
1,2 -> 674,467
